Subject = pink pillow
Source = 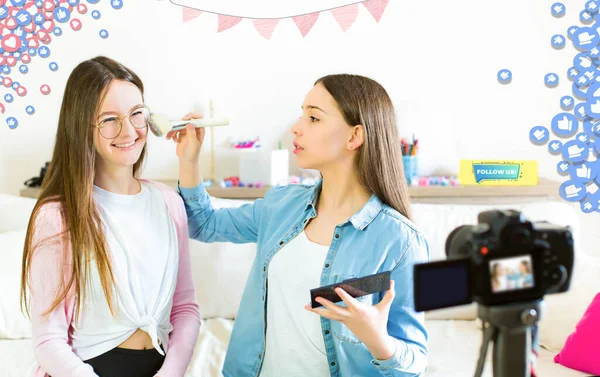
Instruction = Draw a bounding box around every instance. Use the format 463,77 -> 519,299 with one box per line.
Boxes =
554,292 -> 600,375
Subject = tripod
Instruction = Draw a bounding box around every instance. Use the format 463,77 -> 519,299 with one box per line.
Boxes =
473,300 -> 542,377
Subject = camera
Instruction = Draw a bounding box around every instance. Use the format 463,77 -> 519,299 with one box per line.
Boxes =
413,209 -> 574,312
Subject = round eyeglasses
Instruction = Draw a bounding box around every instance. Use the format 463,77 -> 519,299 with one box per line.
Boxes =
93,105 -> 150,139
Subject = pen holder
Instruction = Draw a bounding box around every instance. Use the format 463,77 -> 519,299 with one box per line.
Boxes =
403,155 -> 418,183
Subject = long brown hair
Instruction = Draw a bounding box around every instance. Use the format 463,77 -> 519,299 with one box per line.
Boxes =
315,74 -> 413,220
20,56 -> 147,320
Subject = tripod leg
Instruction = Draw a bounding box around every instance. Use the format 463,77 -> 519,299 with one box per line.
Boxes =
474,323 -> 496,377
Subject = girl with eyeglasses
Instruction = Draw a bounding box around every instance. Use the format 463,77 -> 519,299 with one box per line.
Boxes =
20,56 -> 200,377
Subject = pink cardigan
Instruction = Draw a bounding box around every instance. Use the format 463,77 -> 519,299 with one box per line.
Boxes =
29,180 -> 201,377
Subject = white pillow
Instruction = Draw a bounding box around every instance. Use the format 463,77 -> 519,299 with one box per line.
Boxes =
0,229 -> 33,339
0,194 -> 36,233
189,196 -> 257,320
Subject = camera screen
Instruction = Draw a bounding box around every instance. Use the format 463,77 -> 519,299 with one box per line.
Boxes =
413,259 -> 472,312
489,255 -> 534,293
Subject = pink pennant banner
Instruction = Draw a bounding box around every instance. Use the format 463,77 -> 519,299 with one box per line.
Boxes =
362,0 -> 389,23
330,3 -> 358,32
292,12 -> 320,37
252,19 -> 280,40
182,7 -> 203,23
217,15 -> 243,32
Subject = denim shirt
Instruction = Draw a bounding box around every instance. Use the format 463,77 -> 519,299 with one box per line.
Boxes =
178,180 -> 430,377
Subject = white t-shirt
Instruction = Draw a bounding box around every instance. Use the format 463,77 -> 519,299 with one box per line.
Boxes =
70,181 -> 179,361
259,231 -> 331,377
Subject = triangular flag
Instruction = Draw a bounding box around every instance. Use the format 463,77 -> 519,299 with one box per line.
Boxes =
253,19 -> 280,40
292,13 -> 319,37
331,4 -> 359,32
183,7 -> 202,23
217,15 -> 243,32
363,0 -> 389,23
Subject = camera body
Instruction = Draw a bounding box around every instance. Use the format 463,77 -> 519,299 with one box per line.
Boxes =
414,209 -> 574,312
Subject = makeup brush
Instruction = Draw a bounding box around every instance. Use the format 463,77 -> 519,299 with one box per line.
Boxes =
149,113 -> 229,137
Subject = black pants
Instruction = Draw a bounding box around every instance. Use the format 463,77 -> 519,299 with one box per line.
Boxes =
84,347 -> 165,377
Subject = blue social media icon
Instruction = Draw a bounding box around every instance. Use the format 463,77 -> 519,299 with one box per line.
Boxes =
54,7 -> 70,23
4,93 -> 13,103
11,81 -> 19,90
19,64 -> 28,74
53,26 -> 62,36
26,105 -> 35,115
49,62 -> 58,71
568,25 -> 580,39
2,66 -> 10,75
575,72 -> 591,87
552,113 -> 579,137
557,160 -> 572,175
594,137 -> 600,153
530,125 -> 549,145
497,69 -> 512,84
552,2 -> 566,17
549,139 -> 563,155
68,0 -> 79,5
580,198 -> 596,213
577,132 -> 591,143
559,179 -> 587,201
567,67 -> 580,81
589,45 -> 600,58
574,52 -> 594,71
34,12 -> 44,25
575,103 -> 591,120
10,0 -> 26,7
15,10 -> 32,27
572,27 -> 599,50
587,0 -> 599,13
110,0 -> 123,10
563,139 -> 590,162
38,46 -> 50,58
585,179 -> 600,198
99,29 -> 109,39
570,160 -> 598,183
545,73 -> 559,87
552,34 -> 566,49
6,117 -> 18,129
91,10 -> 101,19
581,10 -> 594,24
88,0 -> 101,4
28,47 -> 36,56
560,95 -> 575,110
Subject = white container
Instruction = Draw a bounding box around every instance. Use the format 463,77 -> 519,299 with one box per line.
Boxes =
238,148 -> 289,186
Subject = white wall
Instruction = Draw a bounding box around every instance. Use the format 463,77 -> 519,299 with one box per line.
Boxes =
1,0 -> 598,253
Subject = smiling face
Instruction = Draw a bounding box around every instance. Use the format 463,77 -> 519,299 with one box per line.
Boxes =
93,80 -> 148,173
291,83 -> 358,171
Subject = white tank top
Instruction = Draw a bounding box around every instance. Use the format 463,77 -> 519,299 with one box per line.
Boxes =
259,230 -> 331,377
70,181 -> 179,361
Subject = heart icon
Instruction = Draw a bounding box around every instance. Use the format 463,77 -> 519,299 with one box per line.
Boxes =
0,56 -> 5,65
77,4 -> 87,14
37,30 -> 47,40
44,11 -> 54,21
21,53 -> 31,63
0,103 -> 4,114
6,56 -> 16,66
40,84 -> 51,95
2,34 -> 21,52
27,36 -> 39,48
70,18 -> 81,31
17,86 -> 27,96
3,77 -> 12,87
41,20 -> 54,32
5,17 -> 17,30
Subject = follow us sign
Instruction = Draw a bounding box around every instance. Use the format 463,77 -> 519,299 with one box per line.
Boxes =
458,160 -> 538,185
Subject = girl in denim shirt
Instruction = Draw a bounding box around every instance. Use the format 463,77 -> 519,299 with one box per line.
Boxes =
170,74 -> 430,377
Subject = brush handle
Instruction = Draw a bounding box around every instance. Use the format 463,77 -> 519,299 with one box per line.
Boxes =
170,117 -> 230,130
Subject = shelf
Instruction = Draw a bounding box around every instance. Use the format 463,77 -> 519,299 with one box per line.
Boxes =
19,178 -> 560,201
